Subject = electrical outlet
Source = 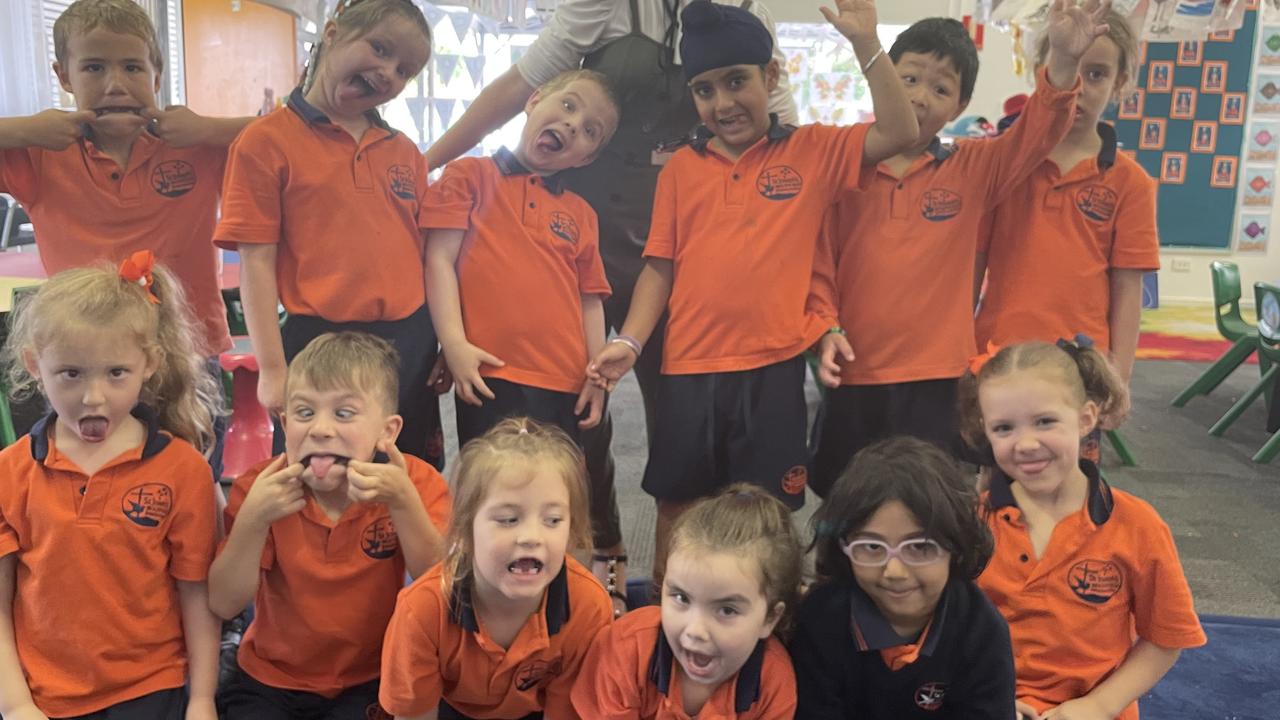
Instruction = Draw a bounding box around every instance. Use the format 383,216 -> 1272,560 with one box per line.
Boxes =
1171,258 -> 1192,272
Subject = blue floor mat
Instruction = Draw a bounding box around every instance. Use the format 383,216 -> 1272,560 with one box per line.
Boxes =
1141,615 -> 1279,719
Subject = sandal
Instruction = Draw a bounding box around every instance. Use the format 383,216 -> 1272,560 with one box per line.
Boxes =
592,553 -> 629,618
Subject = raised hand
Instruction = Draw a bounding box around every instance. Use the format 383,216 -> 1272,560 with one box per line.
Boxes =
239,455 -> 306,529
346,440 -> 416,510
144,105 -> 209,147
820,0 -> 880,44
1046,0 -> 1112,62
21,108 -> 96,150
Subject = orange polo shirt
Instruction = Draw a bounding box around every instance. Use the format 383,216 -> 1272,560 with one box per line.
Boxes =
975,124 -> 1160,352
224,453 -> 451,696
977,463 -> 1206,718
215,88 -> 429,323
571,605 -> 797,719
0,135 -> 231,355
0,407 -> 217,717
379,556 -> 612,718
816,67 -> 1080,385
644,119 -> 868,375
424,150 -> 611,393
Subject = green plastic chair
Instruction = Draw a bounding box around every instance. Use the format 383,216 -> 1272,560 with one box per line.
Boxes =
1208,279 -> 1277,438
1105,429 -> 1136,466
1172,261 -> 1259,407
221,287 -> 249,337
1249,283 -> 1280,463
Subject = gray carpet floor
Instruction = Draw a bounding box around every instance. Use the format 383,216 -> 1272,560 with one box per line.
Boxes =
439,358 -> 1280,619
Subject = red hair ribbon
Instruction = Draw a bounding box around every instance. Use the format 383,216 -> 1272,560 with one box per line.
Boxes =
967,340 -> 1001,376
118,250 -> 160,304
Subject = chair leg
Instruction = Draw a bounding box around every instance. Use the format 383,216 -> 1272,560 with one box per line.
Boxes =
0,394 -> 15,449
1171,337 -> 1256,407
1208,366 -> 1278,436
1105,429 -> 1137,467
1252,428 -> 1280,464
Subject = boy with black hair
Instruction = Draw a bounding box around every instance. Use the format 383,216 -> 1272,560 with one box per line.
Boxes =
809,0 -> 1112,497
589,0 -> 918,560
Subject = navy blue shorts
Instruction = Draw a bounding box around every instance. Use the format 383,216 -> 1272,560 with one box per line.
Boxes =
642,356 -> 809,509
216,663 -> 385,720
58,687 -> 185,720
454,378 -> 581,449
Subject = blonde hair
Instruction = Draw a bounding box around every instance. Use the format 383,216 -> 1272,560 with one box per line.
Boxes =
285,332 -> 399,413
664,484 -> 803,637
442,417 -> 592,596
304,0 -> 432,92
958,340 -> 1128,451
54,0 -> 164,73
3,261 -> 220,448
1036,9 -> 1138,98
536,69 -> 621,149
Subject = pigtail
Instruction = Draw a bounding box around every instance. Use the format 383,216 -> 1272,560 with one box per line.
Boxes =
142,265 -> 222,448
1059,340 -> 1130,431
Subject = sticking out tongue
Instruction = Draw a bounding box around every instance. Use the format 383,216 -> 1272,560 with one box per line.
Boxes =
309,454 -> 338,480
79,417 -> 108,443
537,129 -> 563,152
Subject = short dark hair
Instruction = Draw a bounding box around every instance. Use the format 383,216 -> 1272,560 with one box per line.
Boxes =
809,436 -> 993,584
889,17 -> 980,104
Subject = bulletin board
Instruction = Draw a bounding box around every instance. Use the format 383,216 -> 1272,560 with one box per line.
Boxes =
1112,6 -> 1259,249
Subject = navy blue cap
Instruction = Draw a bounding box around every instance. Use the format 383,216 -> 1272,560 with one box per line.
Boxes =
679,0 -> 773,82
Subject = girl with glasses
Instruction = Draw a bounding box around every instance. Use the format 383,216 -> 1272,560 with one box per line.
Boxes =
789,435 -> 1016,718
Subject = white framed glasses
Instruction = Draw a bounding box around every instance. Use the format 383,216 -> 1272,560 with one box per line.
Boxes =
840,538 -> 947,567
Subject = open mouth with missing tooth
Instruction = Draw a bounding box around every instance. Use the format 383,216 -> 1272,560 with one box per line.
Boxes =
507,557 -> 544,575
299,452 -> 351,481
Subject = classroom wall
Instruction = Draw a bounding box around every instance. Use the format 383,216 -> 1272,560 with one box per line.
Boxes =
770,0 -> 1279,303
182,0 -> 297,117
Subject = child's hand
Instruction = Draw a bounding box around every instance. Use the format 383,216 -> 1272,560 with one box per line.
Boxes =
240,455 -> 306,530
587,343 -> 638,392
257,366 -> 286,418
3,704 -> 49,720
1016,699 -> 1043,720
427,353 -> 453,395
820,0 -> 880,45
575,381 -> 605,430
347,440 -> 416,510
442,342 -> 504,406
1041,696 -> 1110,720
183,697 -> 218,720
144,105 -> 211,147
817,332 -> 855,388
1046,0 -> 1112,63
20,108 -> 96,151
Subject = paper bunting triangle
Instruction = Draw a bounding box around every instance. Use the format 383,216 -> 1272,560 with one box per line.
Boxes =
464,56 -> 486,86
421,3 -> 446,28
450,12 -> 473,44
405,96 -> 429,136
434,97 -> 457,128
435,54 -> 459,83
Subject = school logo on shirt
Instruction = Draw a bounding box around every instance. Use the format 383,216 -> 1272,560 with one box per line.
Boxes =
756,165 -> 803,200
1075,185 -> 1118,222
361,518 -> 400,560
514,658 -> 563,691
914,682 -> 947,711
363,704 -> 393,720
121,483 -> 174,527
386,164 -> 416,200
781,465 -> 807,495
150,160 -> 197,198
920,189 -> 962,222
549,211 -> 581,244
1067,559 -> 1124,604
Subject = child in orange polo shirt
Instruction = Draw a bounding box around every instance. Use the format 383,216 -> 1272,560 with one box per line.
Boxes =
0,253 -> 222,719
961,341 -> 1205,720
215,0 -> 445,468
790,436 -> 1016,718
379,418 -> 613,720
807,0 -> 1112,497
209,332 -> 450,719
588,0 -> 917,558
572,484 -> 801,719
976,11 -> 1157,460
425,69 -> 619,447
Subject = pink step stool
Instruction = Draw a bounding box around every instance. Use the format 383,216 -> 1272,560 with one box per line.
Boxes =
220,337 -> 273,480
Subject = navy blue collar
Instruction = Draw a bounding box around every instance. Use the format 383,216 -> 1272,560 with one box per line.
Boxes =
447,561 -> 572,636
30,404 -> 171,463
848,578 -> 948,657
648,626 -> 765,712
988,459 -> 1114,525
287,86 -> 395,134
924,136 -> 954,163
492,147 -> 568,195
690,113 -> 795,153
1096,122 -> 1118,169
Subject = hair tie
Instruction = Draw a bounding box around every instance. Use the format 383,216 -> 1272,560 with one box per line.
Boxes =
118,250 -> 160,304
1055,333 -> 1095,359
968,340 -> 1001,375
518,427 -> 529,435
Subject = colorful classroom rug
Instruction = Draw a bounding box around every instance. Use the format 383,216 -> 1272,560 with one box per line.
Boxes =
1138,303 -> 1260,363
1143,614 -> 1280,719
